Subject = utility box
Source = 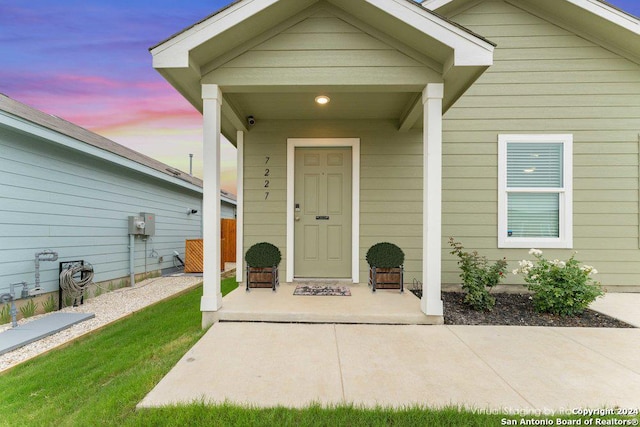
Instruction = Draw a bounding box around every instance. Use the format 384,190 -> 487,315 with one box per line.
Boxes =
128,213 -> 156,236
140,212 -> 155,236
128,216 -> 146,235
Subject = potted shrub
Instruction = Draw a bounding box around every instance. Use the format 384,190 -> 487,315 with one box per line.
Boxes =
245,242 -> 281,291
366,242 -> 405,292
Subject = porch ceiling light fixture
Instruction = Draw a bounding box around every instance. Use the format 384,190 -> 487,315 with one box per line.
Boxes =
315,95 -> 330,105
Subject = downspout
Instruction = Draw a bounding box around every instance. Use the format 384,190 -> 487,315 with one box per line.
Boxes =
129,234 -> 135,287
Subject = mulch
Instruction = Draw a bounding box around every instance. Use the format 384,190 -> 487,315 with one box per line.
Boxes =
411,290 -> 634,328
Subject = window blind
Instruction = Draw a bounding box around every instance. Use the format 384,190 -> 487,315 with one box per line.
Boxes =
507,193 -> 560,238
506,142 -> 563,238
507,143 -> 563,188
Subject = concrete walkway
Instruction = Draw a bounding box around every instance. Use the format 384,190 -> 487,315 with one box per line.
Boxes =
589,292 -> 640,328
139,293 -> 640,412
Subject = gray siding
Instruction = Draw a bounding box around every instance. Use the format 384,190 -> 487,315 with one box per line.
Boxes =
221,200 -> 236,219
0,125 -> 203,295
442,0 -> 640,288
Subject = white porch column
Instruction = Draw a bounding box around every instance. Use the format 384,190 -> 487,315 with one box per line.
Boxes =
421,83 -> 444,317
235,130 -> 244,283
201,84 -> 223,321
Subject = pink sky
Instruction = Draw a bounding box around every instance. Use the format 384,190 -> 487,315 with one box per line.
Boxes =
1,0 -> 638,196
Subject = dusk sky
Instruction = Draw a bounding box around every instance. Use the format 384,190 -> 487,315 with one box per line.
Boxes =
1,0 -> 639,195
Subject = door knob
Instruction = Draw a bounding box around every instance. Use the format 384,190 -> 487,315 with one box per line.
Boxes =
295,217 -> 300,221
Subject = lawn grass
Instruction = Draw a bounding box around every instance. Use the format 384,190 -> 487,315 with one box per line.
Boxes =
0,277 -> 637,426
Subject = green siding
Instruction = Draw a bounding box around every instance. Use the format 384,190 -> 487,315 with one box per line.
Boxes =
442,0 -> 640,288
243,120 -> 423,283
205,9 -> 440,86
238,0 -> 640,290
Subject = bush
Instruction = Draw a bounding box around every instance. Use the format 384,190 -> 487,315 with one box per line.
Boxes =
366,242 -> 405,268
513,249 -> 604,316
19,299 -> 38,318
245,242 -> 282,268
42,295 -> 57,313
0,304 -> 10,324
449,238 -> 507,311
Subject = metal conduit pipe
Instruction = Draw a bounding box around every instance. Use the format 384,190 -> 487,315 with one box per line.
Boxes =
129,234 -> 135,287
35,250 -> 58,291
1,282 -> 26,328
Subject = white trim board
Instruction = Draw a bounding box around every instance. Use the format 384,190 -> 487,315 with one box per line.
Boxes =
236,130 -> 245,283
286,138 -> 360,283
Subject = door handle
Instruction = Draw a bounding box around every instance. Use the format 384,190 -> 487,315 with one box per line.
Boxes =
295,217 -> 300,221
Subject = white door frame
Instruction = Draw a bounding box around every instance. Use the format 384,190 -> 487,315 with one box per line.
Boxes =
287,138 -> 360,283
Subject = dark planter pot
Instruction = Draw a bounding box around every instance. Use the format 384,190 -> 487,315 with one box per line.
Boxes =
369,266 -> 404,292
246,266 -> 279,291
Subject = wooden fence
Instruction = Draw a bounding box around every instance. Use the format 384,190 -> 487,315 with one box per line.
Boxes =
184,219 -> 236,273
221,218 -> 236,267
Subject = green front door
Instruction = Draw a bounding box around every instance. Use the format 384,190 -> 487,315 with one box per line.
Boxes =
294,148 -> 352,278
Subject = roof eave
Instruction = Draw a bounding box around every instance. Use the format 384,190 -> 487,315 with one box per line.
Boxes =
423,0 -> 640,60
0,95 -> 203,192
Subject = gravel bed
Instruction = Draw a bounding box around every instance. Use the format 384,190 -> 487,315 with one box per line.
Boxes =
0,274 -> 202,373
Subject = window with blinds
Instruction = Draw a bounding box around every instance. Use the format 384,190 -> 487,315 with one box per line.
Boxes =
507,143 -> 563,238
498,135 -> 573,248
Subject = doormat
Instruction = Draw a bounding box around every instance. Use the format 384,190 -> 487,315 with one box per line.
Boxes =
293,284 -> 351,296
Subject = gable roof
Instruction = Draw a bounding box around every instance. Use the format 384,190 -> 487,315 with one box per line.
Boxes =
150,0 -> 496,139
150,0 -> 493,52
421,0 -> 640,63
0,94 -> 203,192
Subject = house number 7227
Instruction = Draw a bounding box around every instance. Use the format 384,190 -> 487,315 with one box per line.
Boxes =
265,156 -> 270,199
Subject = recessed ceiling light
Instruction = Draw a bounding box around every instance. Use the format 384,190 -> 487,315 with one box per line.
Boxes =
315,95 -> 330,105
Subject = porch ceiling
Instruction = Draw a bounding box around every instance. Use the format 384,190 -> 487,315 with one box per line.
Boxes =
225,92 -> 417,121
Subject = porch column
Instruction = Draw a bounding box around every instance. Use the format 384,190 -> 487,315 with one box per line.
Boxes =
421,83 -> 444,317
235,130 -> 244,283
201,84 -> 223,325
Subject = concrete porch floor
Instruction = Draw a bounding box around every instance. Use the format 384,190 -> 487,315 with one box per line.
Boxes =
210,281 -> 442,325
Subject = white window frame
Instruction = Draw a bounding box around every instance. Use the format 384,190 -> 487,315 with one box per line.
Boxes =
498,134 -> 573,249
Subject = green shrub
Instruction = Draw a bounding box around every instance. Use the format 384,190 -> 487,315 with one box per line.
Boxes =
366,242 -> 405,268
449,238 -> 507,311
64,294 -> 74,308
245,242 -> 282,268
0,303 -> 10,324
20,299 -> 38,318
94,285 -> 104,298
513,249 -> 604,316
42,295 -> 57,313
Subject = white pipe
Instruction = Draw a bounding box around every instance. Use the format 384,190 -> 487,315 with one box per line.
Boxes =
129,234 -> 135,287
